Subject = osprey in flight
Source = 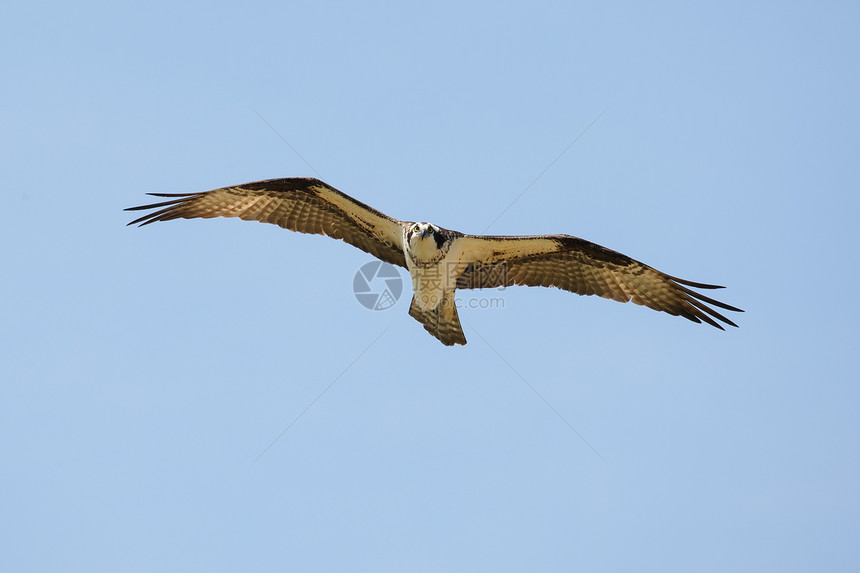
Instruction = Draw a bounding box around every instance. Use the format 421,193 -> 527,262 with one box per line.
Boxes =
127,178 -> 741,345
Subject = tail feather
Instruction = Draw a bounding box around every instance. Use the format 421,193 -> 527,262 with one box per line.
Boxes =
408,292 -> 467,346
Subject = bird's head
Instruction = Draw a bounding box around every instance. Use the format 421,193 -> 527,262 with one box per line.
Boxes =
406,222 -> 447,263
408,222 -> 437,240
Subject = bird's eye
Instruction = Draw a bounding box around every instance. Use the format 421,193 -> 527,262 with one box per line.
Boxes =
413,224 -> 420,233
427,227 -> 434,234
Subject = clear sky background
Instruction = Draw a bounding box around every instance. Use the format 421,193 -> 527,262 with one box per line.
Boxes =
2,1 -> 858,571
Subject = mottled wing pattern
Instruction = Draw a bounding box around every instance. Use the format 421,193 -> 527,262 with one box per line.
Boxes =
455,235 -> 742,329
126,178 -> 407,268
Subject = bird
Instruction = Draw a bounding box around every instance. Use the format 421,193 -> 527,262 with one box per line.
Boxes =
126,177 -> 742,346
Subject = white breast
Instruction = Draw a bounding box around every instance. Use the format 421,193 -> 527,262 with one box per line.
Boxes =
403,229 -> 462,311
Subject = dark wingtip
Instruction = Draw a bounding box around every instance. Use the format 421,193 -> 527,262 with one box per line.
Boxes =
125,215 -> 153,227
125,193 -> 203,227
666,274 -> 726,290
665,273 -> 743,330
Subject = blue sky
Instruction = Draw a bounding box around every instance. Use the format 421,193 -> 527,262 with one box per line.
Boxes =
2,1 -> 858,571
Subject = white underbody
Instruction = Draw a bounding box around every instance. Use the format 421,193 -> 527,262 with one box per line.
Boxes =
402,228 -> 460,311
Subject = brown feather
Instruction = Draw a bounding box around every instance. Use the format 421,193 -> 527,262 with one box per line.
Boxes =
455,234 -> 742,329
126,178 -> 407,268
407,293 -> 467,346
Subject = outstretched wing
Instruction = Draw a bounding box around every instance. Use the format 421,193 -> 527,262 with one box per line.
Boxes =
126,178 -> 407,267
454,234 -> 742,329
